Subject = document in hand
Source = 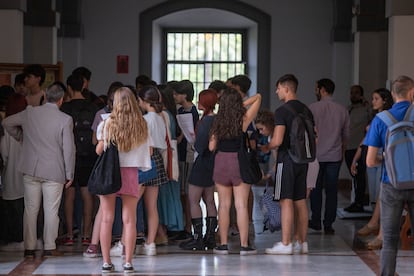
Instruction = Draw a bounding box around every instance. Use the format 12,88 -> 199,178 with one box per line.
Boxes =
176,113 -> 195,144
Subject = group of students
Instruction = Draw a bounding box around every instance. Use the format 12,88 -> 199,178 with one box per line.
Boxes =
1,65 -> 413,276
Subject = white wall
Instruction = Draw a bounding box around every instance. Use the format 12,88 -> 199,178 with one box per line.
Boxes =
64,0 -> 348,109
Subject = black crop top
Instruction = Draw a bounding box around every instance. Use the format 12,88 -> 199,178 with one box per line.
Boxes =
217,136 -> 242,152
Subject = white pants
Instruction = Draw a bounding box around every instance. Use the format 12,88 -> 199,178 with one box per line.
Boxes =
23,175 -> 64,250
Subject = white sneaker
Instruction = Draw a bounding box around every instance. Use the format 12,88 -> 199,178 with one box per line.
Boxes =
110,241 -> 124,257
136,242 -> 157,256
293,241 -> 309,254
265,242 -> 293,255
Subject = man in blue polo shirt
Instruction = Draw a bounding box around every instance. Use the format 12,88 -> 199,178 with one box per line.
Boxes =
364,75 -> 414,276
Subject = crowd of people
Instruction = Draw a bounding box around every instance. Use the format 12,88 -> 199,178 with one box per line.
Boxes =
0,65 -> 413,275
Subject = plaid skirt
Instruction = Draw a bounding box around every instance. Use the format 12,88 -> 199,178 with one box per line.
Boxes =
142,148 -> 169,187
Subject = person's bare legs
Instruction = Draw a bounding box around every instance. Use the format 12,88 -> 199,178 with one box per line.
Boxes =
367,201 -> 380,228
64,187 -> 75,239
90,203 -> 102,246
120,194 -> 139,264
80,186 -> 94,239
280,198 -> 294,245
233,183 -> 251,247
144,186 -> 159,245
215,183 -> 232,245
99,194 -> 116,265
293,199 -> 308,243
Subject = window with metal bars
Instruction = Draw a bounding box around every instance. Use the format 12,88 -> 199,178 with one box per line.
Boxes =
165,31 -> 246,101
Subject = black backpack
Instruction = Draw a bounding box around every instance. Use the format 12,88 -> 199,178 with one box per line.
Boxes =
285,104 -> 316,164
71,103 -> 96,157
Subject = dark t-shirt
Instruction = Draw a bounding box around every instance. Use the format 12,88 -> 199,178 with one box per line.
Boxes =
194,115 -> 214,154
274,99 -> 314,152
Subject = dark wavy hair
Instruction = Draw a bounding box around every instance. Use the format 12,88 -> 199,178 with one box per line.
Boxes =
138,85 -> 164,113
373,88 -> 393,111
210,88 -> 245,140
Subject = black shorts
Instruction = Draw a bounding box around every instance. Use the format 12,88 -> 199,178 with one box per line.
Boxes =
74,166 -> 94,187
274,151 -> 307,201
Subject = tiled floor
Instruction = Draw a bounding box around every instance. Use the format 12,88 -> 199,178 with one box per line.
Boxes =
1,187 -> 413,276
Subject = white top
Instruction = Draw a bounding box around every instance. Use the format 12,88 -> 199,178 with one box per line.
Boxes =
1,131 -> 24,200
97,119 -> 152,170
144,111 -> 167,149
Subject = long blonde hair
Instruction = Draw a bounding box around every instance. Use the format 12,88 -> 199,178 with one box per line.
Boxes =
106,87 -> 148,152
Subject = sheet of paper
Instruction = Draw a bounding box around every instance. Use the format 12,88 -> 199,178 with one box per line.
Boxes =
176,113 -> 195,144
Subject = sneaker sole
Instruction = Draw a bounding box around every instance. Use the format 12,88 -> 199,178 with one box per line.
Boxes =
240,250 -> 257,256
265,250 -> 293,255
83,253 -> 98,258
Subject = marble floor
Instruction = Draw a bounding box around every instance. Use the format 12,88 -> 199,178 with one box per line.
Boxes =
1,188 -> 413,276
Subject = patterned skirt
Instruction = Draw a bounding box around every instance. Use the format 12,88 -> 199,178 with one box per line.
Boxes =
141,148 -> 169,187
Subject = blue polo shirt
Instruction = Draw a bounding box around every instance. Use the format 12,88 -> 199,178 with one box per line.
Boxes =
364,101 -> 411,184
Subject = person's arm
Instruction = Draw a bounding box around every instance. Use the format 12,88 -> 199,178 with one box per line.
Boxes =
209,134 -> 217,152
63,117 -> 76,189
242,94 -> 262,132
261,125 -> 285,153
366,146 -> 382,167
350,146 -> 362,175
2,111 -> 24,141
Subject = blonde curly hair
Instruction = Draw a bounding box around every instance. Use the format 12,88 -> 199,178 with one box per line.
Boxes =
105,87 -> 148,152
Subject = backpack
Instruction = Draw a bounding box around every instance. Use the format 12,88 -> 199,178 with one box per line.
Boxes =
284,104 -> 316,164
377,105 -> 414,190
71,103 -> 96,158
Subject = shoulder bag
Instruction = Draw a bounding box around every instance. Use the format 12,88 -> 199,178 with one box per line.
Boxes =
88,121 -> 122,195
238,132 -> 262,184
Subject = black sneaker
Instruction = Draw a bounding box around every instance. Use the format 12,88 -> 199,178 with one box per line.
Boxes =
308,220 -> 322,231
344,202 -> 364,213
213,244 -> 229,255
24,250 -> 35,258
123,262 -> 134,273
240,246 -> 257,256
324,226 -> 335,235
102,263 -> 115,273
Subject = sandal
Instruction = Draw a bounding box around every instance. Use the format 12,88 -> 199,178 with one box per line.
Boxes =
357,224 -> 379,236
367,237 -> 383,250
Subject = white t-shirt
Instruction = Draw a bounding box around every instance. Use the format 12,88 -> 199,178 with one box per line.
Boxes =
97,119 -> 152,170
144,111 -> 167,149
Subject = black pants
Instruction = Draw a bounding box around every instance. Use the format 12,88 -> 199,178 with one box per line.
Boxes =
2,198 -> 24,243
345,147 -> 367,205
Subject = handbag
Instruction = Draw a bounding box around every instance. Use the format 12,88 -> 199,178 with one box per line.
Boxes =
238,132 -> 262,184
88,142 -> 122,195
88,121 -> 122,195
259,178 -> 281,232
138,157 -> 157,183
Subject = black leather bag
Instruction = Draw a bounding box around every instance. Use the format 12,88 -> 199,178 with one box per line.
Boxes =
88,142 -> 122,195
238,132 -> 262,184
